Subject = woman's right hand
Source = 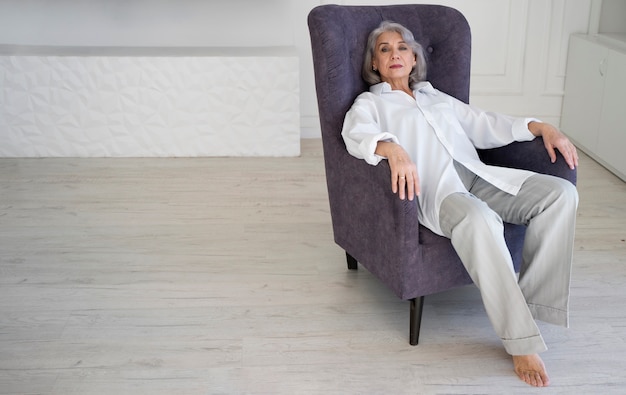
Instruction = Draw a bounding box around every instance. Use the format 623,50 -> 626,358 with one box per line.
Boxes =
375,141 -> 420,201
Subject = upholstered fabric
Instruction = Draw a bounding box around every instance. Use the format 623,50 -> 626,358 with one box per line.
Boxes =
308,4 -> 576,301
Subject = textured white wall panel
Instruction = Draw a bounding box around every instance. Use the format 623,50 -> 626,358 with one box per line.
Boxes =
0,47 -> 300,157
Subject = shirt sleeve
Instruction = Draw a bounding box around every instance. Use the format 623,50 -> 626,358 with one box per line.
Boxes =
341,94 -> 399,165
445,93 -> 537,149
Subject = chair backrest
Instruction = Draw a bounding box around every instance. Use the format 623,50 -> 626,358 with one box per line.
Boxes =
308,4 -> 471,205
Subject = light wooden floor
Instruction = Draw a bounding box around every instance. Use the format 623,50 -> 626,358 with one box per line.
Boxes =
1,139 -> 625,395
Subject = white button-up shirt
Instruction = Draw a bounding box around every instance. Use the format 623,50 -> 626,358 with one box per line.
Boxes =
341,81 -> 537,236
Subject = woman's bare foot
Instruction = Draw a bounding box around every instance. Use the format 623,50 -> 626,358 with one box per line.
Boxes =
512,354 -> 550,387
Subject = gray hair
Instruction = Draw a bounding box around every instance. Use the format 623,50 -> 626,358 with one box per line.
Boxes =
362,21 -> 427,87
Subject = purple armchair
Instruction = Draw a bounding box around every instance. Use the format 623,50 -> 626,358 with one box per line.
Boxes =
307,4 -> 576,345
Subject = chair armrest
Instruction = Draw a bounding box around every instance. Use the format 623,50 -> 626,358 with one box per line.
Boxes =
330,153 -> 421,251
478,137 -> 577,185
327,152 -> 421,298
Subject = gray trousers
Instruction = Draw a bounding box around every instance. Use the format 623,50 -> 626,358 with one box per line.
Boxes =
438,163 -> 578,355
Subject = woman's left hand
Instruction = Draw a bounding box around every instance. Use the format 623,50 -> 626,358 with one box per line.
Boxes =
528,122 -> 578,170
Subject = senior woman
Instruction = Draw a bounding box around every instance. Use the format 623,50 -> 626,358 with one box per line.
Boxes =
341,21 -> 579,387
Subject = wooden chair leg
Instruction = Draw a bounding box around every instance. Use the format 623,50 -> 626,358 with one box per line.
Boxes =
346,252 -> 358,270
344,253 -> 423,345
409,296 -> 425,346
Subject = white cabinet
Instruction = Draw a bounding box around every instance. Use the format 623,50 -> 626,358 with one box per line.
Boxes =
596,45 -> 626,180
561,34 -> 626,181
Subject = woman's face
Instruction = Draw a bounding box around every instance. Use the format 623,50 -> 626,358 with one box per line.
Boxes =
372,31 -> 417,87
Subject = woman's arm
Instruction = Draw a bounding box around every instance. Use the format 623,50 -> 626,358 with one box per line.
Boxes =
437,91 -> 534,148
341,95 -> 398,165
342,94 -> 419,201
445,92 -> 578,169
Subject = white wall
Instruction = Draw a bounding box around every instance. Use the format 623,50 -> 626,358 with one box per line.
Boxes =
0,0 -> 595,139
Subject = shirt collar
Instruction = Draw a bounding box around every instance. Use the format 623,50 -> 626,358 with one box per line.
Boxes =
370,81 -> 437,96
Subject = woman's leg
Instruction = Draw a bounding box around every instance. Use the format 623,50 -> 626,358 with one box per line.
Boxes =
439,192 -> 548,355
469,174 -> 579,328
